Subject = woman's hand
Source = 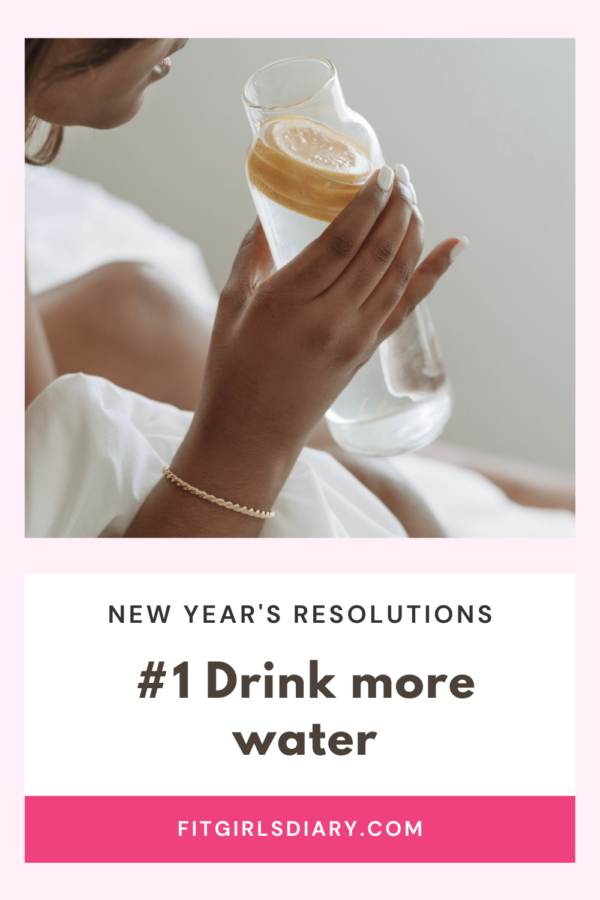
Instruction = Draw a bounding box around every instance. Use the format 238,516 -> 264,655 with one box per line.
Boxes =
198,166 -> 458,462
127,165 -> 460,537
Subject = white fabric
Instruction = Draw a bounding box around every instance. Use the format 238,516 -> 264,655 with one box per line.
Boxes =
25,167 -> 575,538
25,166 -> 217,318
25,374 -> 406,538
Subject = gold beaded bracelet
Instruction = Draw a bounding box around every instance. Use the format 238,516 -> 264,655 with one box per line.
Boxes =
162,465 -> 275,520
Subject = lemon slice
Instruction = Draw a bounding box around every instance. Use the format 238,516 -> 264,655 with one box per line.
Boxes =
264,117 -> 372,184
246,116 -> 373,223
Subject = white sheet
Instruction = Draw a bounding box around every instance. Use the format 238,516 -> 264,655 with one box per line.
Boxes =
25,167 -> 575,538
25,374 -> 407,538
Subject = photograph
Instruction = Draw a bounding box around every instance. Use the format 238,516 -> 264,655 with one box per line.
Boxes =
25,38 -> 575,538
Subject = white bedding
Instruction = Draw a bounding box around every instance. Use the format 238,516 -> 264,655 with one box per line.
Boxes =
25,167 -> 575,538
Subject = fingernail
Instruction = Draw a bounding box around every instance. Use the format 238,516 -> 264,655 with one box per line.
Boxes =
395,163 -> 410,186
449,236 -> 470,261
377,165 -> 394,192
410,182 -> 418,205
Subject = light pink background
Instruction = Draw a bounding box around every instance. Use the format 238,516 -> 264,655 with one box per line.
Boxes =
5,2 -> 599,897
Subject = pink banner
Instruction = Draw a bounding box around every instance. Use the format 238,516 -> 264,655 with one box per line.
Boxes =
25,796 -> 575,863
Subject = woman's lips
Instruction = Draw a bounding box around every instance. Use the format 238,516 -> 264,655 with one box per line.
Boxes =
153,57 -> 172,77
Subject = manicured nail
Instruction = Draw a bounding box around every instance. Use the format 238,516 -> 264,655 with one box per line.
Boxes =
377,165 -> 394,192
449,236 -> 470,261
410,182 -> 418,204
395,163 -> 410,186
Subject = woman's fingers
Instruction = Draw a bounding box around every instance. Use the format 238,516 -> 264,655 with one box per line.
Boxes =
221,219 -> 274,307
274,166 -> 396,299
378,236 -> 469,342
361,204 -> 426,326
327,175 -> 414,308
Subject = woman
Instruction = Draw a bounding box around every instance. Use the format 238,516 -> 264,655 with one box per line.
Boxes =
25,38 -> 516,539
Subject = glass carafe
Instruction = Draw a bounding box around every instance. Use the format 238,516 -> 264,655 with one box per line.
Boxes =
242,56 -> 452,456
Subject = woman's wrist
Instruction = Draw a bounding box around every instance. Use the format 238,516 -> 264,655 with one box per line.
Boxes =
164,413 -> 300,529
171,418 -> 297,515
125,410 -> 304,538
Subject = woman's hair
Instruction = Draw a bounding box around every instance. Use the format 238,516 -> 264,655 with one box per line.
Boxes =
25,39 -> 141,166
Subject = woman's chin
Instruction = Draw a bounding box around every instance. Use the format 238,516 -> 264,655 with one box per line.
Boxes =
86,96 -> 146,130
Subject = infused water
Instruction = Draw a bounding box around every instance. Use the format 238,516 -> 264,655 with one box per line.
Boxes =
243,59 -> 452,455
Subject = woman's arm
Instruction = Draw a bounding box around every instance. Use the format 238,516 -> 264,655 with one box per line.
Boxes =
417,440 -> 575,512
127,169 -> 460,537
125,417 -> 295,537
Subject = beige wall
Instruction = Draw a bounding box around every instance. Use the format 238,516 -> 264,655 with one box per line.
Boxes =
56,39 -> 575,471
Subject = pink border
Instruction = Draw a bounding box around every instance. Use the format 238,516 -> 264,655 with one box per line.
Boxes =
22,538 -> 578,574
4,3 -> 600,897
